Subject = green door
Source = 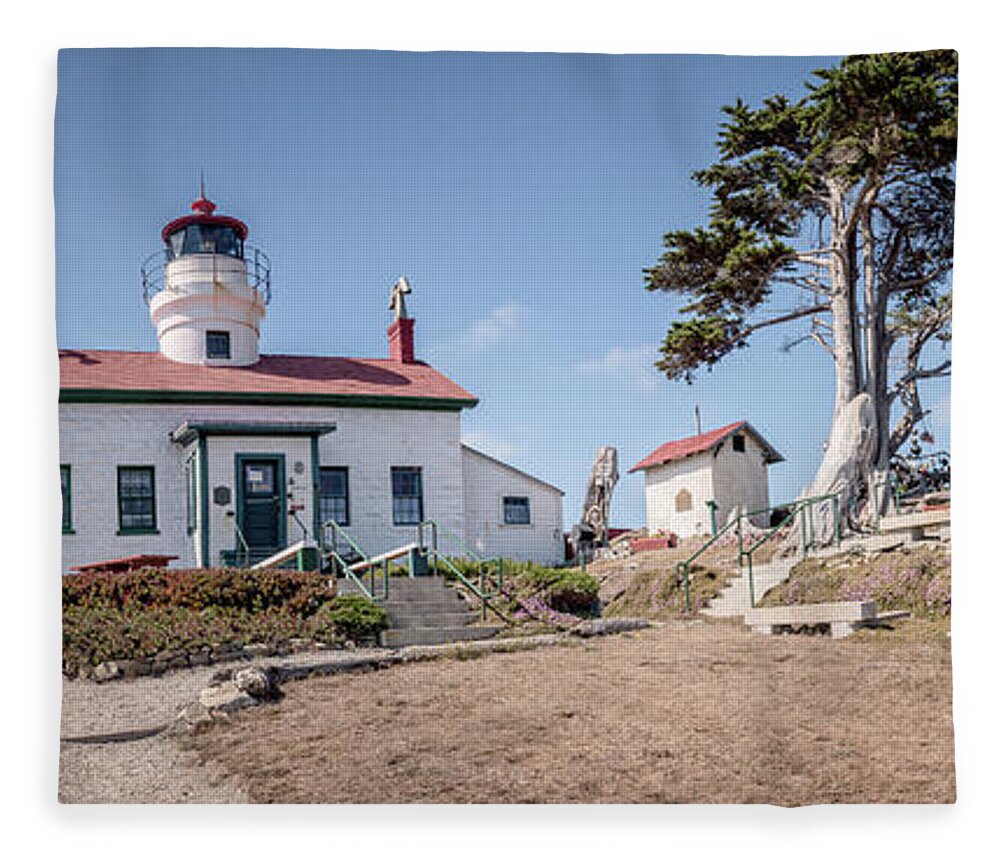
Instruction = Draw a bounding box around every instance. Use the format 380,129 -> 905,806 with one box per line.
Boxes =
238,457 -> 285,552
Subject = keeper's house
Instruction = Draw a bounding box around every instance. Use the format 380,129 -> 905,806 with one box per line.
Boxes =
629,422 -> 783,539
58,194 -> 564,573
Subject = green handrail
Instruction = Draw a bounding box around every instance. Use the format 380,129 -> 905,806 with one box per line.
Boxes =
231,518 -> 250,567
675,515 -> 743,612
738,493 -> 840,607
430,552 -> 509,623
320,520 -> 387,601
676,493 -> 842,612
417,519 -> 505,620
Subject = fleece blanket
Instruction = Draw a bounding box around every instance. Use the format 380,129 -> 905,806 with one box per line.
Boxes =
56,48 -> 955,804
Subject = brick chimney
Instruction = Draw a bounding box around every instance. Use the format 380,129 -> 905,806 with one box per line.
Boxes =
387,317 -> 416,363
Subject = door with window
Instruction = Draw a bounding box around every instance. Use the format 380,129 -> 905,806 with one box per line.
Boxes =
238,456 -> 285,552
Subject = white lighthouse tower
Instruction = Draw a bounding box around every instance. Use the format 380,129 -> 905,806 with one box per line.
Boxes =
142,187 -> 270,366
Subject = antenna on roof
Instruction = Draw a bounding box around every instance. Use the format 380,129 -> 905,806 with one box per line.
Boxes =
199,168 -> 206,199
695,405 -> 702,436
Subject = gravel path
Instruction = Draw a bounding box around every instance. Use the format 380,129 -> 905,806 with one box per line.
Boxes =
58,647 -> 394,803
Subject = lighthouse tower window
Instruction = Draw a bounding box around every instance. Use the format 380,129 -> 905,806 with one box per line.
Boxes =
167,224 -> 243,260
206,330 -> 231,360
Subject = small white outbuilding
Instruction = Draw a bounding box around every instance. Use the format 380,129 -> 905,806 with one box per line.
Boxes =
629,422 -> 784,539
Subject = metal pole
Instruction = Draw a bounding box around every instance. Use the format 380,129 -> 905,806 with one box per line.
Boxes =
747,553 -> 755,608
683,564 -> 691,612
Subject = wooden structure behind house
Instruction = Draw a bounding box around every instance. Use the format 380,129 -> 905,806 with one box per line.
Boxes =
629,422 -> 784,539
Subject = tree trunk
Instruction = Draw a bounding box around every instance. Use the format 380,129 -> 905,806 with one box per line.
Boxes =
862,206 -> 892,518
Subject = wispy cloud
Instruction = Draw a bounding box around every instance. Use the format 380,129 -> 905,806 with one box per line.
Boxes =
462,429 -> 519,462
576,344 -> 660,391
456,302 -> 530,351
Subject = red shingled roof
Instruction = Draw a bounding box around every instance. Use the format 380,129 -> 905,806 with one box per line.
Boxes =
629,421 -> 783,473
59,350 -> 478,405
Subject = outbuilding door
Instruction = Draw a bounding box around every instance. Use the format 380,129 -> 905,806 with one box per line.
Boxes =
237,455 -> 286,552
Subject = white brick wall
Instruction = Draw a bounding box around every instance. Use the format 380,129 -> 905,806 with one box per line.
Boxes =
643,454 -> 715,538
461,446 -> 564,566
710,433 -> 771,529
58,402 -> 475,573
642,433 -> 773,538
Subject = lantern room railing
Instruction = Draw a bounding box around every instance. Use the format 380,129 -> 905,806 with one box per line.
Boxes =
140,245 -> 272,306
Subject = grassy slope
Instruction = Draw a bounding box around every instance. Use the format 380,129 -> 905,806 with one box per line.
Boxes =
760,541 -> 951,641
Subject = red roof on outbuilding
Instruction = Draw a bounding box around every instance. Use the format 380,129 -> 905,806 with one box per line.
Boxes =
58,350 -> 478,407
629,421 -> 783,473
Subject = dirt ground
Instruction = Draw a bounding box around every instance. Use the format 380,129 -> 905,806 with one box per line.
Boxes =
182,620 -> 954,804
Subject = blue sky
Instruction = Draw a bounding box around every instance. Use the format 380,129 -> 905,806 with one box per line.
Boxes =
55,49 -> 951,527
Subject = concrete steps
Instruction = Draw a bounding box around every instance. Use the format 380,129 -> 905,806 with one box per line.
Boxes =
338,575 -> 503,648
702,530 -> 934,619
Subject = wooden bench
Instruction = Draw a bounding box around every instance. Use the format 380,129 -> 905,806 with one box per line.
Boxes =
879,508 -> 951,541
745,601 -> 909,639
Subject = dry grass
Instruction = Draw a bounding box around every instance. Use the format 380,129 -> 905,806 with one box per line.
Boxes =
184,622 -> 954,805
760,541 -> 951,641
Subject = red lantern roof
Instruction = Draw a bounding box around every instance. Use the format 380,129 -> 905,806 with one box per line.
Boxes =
161,195 -> 248,243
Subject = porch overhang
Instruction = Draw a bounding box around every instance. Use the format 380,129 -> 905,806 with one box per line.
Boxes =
169,420 -> 337,446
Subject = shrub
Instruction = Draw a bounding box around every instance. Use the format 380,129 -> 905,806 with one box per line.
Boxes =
441,557 -> 599,617
61,567 -> 388,675
316,594 -> 389,641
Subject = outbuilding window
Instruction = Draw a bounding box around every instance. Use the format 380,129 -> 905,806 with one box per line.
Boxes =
206,330 -> 231,359
319,467 -> 350,527
118,466 -> 157,533
391,467 -> 423,526
732,434 -> 746,453
503,496 -> 531,525
675,489 -> 693,513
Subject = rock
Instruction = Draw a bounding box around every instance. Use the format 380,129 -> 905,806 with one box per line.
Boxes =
233,666 -> 281,699
92,661 -> 122,682
570,618 -> 650,638
244,643 -> 272,657
199,681 -> 256,713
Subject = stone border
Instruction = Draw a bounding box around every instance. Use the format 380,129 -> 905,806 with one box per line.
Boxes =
72,636 -> 373,683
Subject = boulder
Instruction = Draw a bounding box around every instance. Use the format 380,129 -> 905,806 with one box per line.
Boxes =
199,681 -> 256,713
233,666 -> 281,699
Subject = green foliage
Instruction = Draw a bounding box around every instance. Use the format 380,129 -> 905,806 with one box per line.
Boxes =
316,594 -> 389,641
442,557 -> 600,617
644,50 -> 957,385
61,568 -> 387,675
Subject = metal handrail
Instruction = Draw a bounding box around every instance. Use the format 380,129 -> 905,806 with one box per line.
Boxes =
675,515 -> 743,612
417,519 -> 505,620
430,553 -> 509,623
320,520 -> 387,601
140,245 -> 272,305
675,493 -> 842,612
232,519 -> 250,568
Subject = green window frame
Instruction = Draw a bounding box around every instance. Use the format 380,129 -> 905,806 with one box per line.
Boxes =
319,467 -> 350,527
391,466 -> 423,526
60,464 -> 73,534
117,465 -> 158,534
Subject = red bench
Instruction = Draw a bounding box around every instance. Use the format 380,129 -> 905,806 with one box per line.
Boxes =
70,554 -> 179,574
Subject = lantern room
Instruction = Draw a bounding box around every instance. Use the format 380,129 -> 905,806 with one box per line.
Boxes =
142,191 -> 270,367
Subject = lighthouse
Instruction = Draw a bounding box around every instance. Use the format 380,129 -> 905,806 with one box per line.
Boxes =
141,189 -> 270,366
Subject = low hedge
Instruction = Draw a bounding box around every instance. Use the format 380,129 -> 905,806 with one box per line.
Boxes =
62,568 -> 387,676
